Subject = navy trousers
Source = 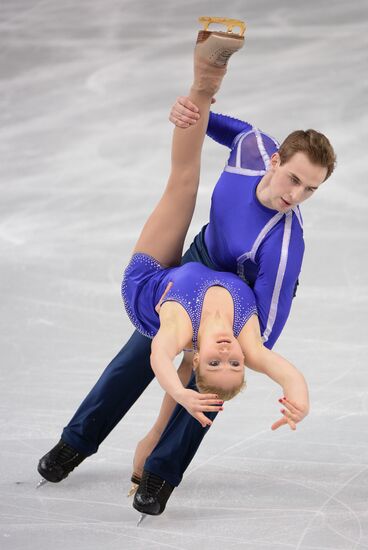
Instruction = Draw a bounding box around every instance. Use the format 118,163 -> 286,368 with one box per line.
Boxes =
62,226 -> 219,486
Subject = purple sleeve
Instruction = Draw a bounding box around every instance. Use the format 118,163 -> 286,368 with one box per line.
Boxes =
206,112 -> 253,148
253,218 -> 304,349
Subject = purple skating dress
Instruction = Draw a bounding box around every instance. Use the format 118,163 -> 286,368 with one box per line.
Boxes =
121,253 -> 257,350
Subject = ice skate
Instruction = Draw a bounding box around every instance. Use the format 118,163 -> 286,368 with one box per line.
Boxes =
193,16 -> 245,96
196,16 -> 245,67
133,469 -> 174,516
37,439 -> 86,483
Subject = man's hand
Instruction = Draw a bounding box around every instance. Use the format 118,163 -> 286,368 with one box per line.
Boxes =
175,388 -> 223,428
271,396 -> 309,431
169,96 -> 216,128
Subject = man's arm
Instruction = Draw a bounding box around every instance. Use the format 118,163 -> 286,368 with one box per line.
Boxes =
206,111 -> 252,148
252,219 -> 305,349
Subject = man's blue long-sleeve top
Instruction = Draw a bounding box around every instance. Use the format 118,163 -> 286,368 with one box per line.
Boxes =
204,112 -> 304,349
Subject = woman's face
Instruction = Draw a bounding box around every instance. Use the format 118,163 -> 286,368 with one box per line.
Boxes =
194,333 -> 245,391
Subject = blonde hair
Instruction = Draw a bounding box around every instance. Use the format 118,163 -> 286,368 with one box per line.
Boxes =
195,369 -> 246,401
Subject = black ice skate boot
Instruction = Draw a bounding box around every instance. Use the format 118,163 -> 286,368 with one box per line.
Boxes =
133,470 -> 174,516
38,439 -> 86,482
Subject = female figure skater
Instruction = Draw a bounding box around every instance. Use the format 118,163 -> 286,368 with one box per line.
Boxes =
123,26 -> 310,501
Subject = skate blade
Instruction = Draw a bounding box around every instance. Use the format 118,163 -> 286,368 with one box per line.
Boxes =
127,482 -> 139,498
199,16 -> 246,36
36,478 -> 48,489
137,513 -> 147,527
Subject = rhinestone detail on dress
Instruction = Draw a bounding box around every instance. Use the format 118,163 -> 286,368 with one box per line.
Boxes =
162,275 -> 257,350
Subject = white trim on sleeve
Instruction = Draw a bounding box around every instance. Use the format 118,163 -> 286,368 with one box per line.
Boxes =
224,165 -> 267,177
254,129 -> 270,170
236,212 -> 284,279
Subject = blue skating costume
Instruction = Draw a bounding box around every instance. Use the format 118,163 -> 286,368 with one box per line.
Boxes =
122,254 -> 257,349
204,112 -> 305,349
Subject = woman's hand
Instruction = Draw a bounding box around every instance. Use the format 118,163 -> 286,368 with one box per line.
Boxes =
271,396 -> 309,431
169,96 -> 216,128
175,388 -> 223,428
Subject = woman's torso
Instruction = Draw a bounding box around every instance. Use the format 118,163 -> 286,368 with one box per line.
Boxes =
122,255 -> 257,347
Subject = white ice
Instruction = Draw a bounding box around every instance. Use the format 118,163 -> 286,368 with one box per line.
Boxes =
1,1 -> 367,549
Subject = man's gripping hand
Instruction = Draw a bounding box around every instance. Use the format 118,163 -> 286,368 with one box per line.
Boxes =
169,96 -> 216,128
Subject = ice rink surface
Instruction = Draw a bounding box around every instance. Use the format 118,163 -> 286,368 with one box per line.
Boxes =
1,0 -> 368,548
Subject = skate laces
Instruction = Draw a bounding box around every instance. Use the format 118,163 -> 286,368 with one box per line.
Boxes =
53,443 -> 81,465
143,472 -> 166,495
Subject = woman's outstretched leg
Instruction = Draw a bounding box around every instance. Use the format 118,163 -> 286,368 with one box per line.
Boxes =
132,22 -> 246,517
132,54 -> 227,267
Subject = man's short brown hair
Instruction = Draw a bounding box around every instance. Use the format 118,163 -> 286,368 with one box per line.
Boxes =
278,129 -> 336,181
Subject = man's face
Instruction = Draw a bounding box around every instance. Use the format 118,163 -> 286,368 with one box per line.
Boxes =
267,152 -> 328,212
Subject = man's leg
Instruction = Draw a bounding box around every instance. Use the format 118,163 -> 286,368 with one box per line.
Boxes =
62,330 -> 154,455
130,353 -> 193,484
38,330 -> 154,481
144,375 -> 218,487
132,375 -> 218,515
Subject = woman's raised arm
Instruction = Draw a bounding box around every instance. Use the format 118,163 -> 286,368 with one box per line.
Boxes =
238,315 -> 310,430
150,308 -> 223,428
